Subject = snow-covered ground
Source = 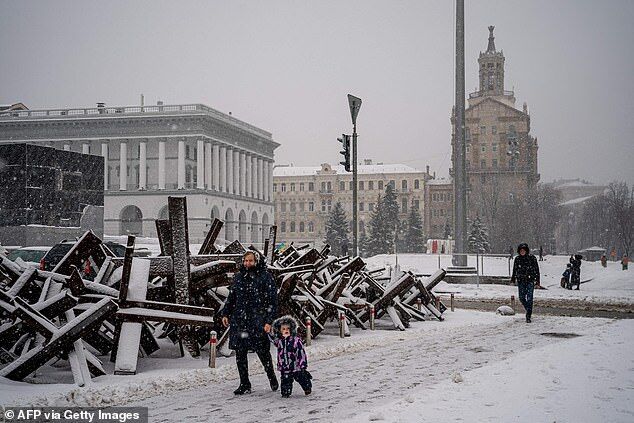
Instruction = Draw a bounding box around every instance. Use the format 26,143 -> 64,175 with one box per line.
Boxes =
2,310 -> 633,423
366,253 -> 634,308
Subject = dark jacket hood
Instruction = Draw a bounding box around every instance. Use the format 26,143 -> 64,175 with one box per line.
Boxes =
517,243 -> 530,254
239,250 -> 267,273
272,315 -> 299,337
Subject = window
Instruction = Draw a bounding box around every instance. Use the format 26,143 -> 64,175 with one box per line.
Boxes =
327,199 -> 332,212
186,145 -> 191,159
299,182 -> 305,191
440,209 -> 445,216
290,202 -> 296,212
492,143 -> 498,152
359,181 -> 364,190
273,183 -> 277,192
369,203 -> 375,211
480,126 -> 486,135
465,127 -> 471,141
281,222 -> 286,232
492,159 -> 498,168
378,181 -> 384,190
492,125 -> 497,134
402,180 -> 407,190
359,202 -> 364,211
402,199 -> 408,213
368,181 -> 374,190
308,202 -> 314,212
388,180 -> 395,189
321,182 -> 326,192
308,182 -> 315,192
327,181 -> 332,191
481,159 -> 486,169
299,202 -> 305,212
466,144 -> 471,153
413,199 -> 420,210
340,181 -> 345,191
281,183 -> 286,192
414,179 -> 420,189
308,221 -> 314,232
299,222 -> 305,232
280,202 -> 287,212
321,200 -> 327,212
349,181 -> 354,190
290,183 -> 295,192
290,222 -> 296,232
481,145 -> 486,152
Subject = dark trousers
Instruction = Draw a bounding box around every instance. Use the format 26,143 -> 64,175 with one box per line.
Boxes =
280,370 -> 312,396
235,346 -> 276,387
518,281 -> 534,318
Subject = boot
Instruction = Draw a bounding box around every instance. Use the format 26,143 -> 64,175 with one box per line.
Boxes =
268,372 -> 279,391
233,384 -> 252,395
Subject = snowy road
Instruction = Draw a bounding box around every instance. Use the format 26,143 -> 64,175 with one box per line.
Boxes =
129,311 -> 615,423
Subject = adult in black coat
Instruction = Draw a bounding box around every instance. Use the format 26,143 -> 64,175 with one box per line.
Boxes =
511,243 -> 540,323
569,254 -> 582,290
221,250 -> 278,395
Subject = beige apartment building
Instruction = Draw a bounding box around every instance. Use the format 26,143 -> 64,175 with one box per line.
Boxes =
272,161 -> 432,247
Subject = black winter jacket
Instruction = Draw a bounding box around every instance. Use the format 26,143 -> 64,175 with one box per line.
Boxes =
221,258 -> 278,351
511,243 -> 540,285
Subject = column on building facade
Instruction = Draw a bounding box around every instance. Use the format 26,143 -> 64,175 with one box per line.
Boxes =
213,144 -> 220,191
252,156 -> 258,199
205,141 -> 212,190
101,143 -> 108,191
246,153 -> 252,198
219,145 -> 226,192
119,141 -> 127,191
197,138 -> 205,189
233,150 -> 240,195
178,139 -> 185,189
82,143 -> 90,154
158,140 -> 166,190
240,151 -> 246,196
139,140 -> 147,190
266,160 -> 273,202
257,157 -> 264,199
226,147 -> 234,194
263,160 -> 269,201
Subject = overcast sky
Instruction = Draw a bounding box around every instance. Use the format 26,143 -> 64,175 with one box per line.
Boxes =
1,0 -> 633,185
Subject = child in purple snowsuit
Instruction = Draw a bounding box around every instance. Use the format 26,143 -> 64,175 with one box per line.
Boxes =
269,315 -> 312,398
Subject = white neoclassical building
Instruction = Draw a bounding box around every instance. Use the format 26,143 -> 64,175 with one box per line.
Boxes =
0,103 -> 278,244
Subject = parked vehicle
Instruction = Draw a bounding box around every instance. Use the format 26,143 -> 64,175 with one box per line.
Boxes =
6,246 -> 51,266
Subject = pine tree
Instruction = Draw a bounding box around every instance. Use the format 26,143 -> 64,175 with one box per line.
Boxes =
404,207 -> 426,253
468,217 -> 490,253
366,194 -> 391,256
324,202 -> 350,255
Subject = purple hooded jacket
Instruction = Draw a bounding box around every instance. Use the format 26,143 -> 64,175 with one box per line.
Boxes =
269,315 -> 308,373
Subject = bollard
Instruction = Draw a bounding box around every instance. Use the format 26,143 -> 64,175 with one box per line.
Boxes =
208,331 -> 217,368
339,311 -> 345,338
305,317 -> 312,346
416,297 -> 422,311
369,305 -> 375,330
511,295 -> 515,308
450,293 -> 455,312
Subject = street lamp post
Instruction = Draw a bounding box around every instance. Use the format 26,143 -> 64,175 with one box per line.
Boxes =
347,94 -> 362,256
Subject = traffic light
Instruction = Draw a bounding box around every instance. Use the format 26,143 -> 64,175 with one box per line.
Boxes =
338,134 -> 351,172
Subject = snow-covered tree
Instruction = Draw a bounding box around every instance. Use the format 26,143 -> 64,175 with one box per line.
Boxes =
468,216 -> 490,253
324,202 -> 350,255
403,207 -> 426,253
366,194 -> 391,255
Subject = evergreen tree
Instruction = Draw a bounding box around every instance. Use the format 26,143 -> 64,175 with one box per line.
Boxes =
366,194 -> 391,256
404,207 -> 426,252
468,217 -> 490,253
324,202 -> 350,255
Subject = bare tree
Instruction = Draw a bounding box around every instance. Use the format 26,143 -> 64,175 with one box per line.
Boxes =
605,182 -> 634,255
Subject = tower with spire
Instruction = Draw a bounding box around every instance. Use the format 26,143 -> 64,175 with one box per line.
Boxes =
449,26 -> 539,252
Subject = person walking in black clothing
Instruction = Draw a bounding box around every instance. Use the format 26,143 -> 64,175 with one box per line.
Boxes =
569,254 -> 582,290
511,243 -> 540,323
221,250 -> 279,395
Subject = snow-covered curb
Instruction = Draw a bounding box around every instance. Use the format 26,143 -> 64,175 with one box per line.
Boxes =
5,311 -> 499,408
